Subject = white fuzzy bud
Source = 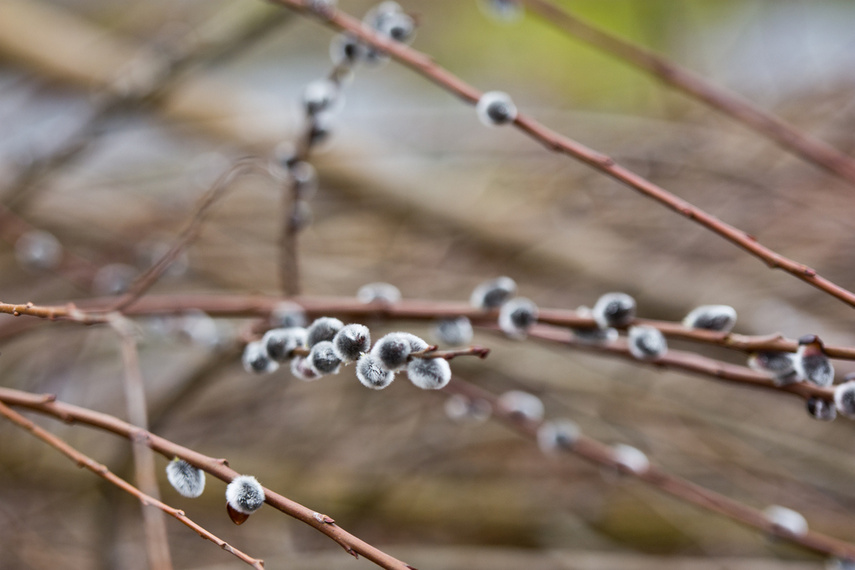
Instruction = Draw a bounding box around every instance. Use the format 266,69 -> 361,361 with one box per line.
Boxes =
242,341 -> 278,374
380,11 -> 415,43
498,297 -> 538,338
263,327 -> 307,363
627,325 -> 667,360
92,263 -> 138,296
834,381 -> 855,419
573,306 -> 618,343
330,33 -> 366,66
306,317 -> 344,347
356,353 -> 395,389
433,317 -> 474,347
612,444 -> 649,474
748,351 -> 798,385
476,91 -> 518,126
332,323 -> 371,362
497,390 -> 544,422
444,394 -> 492,423
592,292 -> 636,328
302,79 -> 340,117
763,505 -> 808,537
371,332 -> 413,371
537,419 -> 580,453
226,475 -> 265,515
407,357 -> 452,390
308,340 -> 342,375
271,301 -> 307,328
794,335 -> 834,387
290,356 -> 321,382
470,276 -> 517,309
15,230 -> 63,270
165,458 -> 206,498
682,304 -> 737,332
289,161 -> 318,200
807,397 -> 836,421
357,282 -> 402,304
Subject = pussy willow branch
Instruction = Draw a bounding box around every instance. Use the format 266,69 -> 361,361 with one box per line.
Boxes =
520,0 -> 855,188
0,388 -> 415,570
114,322 -> 173,570
4,294 -> 854,360
445,378 -> 855,561
0,401 -> 264,570
516,323 -> 833,402
266,0 -> 855,310
0,9 -> 292,207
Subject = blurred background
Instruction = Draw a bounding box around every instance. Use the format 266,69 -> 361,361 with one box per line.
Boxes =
1,1 -> 855,568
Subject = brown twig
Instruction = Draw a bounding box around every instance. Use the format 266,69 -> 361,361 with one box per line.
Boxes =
266,0 -> 855,310
0,400 -> 265,570
520,0 -> 855,188
446,379 -> 855,561
6,294 -> 855,359
109,157 -> 270,312
112,320 -> 173,570
0,388 -> 415,570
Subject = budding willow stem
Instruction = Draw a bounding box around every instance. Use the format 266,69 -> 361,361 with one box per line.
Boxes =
266,0 -> 855,310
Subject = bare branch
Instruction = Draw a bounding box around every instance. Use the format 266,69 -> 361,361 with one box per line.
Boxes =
0,401 -> 265,570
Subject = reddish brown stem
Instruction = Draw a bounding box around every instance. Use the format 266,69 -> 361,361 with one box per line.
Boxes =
267,0 -> 855,309
0,401 -> 265,570
0,388 -> 414,570
521,0 -> 855,188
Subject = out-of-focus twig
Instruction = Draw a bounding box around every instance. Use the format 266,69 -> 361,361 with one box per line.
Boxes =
446,378 -> 855,561
0,401 -> 265,570
268,0 -> 855,310
520,0 -> 855,188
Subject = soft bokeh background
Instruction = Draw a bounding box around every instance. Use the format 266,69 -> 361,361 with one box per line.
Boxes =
1,1 -> 855,568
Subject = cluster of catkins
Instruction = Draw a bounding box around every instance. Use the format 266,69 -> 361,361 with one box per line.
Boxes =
330,2 -> 416,68
243,302 -> 452,391
165,458 -> 265,525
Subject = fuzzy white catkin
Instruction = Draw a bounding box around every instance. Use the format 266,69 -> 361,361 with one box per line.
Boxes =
263,327 -> 307,363
763,505 -> 808,536
807,397 -> 837,421
592,292 -> 636,329
165,459 -> 206,498
834,381 -> 855,419
433,317 -> 473,347
476,91 -> 518,126
407,357 -> 452,390
470,276 -> 517,309
356,353 -> 395,389
627,326 -> 667,360
748,351 -> 798,384
308,341 -> 342,375
332,323 -> 371,362
371,332 -> 414,371
612,444 -> 649,474
357,282 -> 401,304
242,341 -> 278,374
497,390 -> 544,421
537,420 -> 580,453
306,317 -> 344,348
271,301 -> 307,328
795,341 -> 834,387
444,394 -> 492,423
302,79 -> 339,116
290,356 -> 321,382
226,475 -> 265,515
682,304 -> 737,332
15,229 -> 62,270
498,297 -> 538,338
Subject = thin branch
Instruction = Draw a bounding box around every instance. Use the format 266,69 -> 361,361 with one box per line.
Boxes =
0,388 -> 416,570
5,294 -> 855,360
445,378 -> 855,561
521,0 -> 855,188
267,0 -> 855,309
113,319 -> 173,570
0,401 -> 264,570
109,157 -> 270,312
517,323 -> 833,403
